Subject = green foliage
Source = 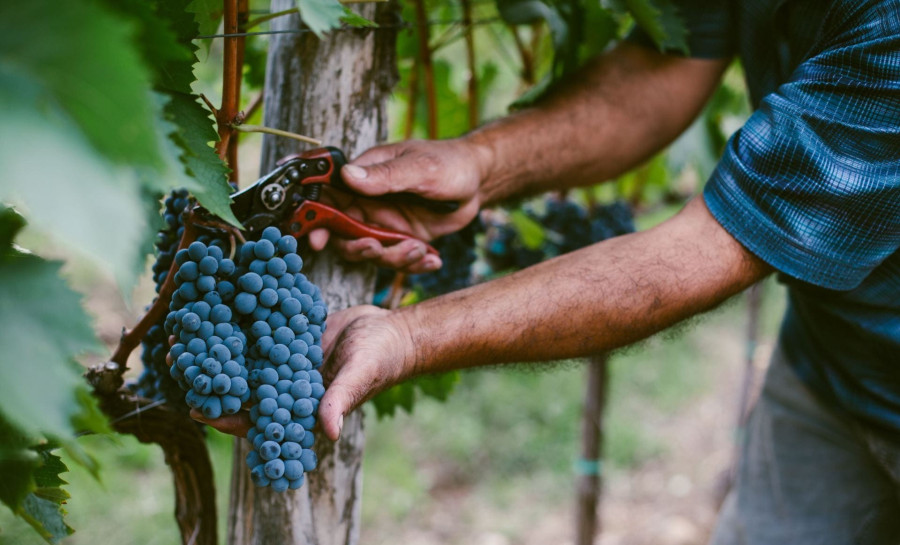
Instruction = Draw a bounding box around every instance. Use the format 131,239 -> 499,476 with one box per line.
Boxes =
297,0 -> 348,38
371,373 -> 461,418
607,0 -> 688,54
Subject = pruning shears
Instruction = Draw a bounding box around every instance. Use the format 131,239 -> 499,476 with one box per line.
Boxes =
228,147 -> 459,254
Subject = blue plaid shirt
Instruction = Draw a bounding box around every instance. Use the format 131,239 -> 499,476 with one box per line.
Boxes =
633,0 -> 900,434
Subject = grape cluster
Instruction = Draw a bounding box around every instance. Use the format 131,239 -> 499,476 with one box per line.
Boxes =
407,218 -> 482,298
373,217 -> 483,304
483,198 -> 635,273
135,190 -> 192,405
151,189 -> 190,290
164,226 -> 327,492
589,200 -> 635,241
232,228 -> 326,492
165,241 -> 250,419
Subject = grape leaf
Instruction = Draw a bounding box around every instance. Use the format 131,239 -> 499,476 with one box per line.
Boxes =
0,248 -> 103,438
100,0 -> 196,94
19,450 -> 75,545
164,93 -> 242,227
609,0 -> 688,54
188,0 -> 224,38
341,7 -> 377,28
0,0 -> 164,169
0,414 -> 41,511
370,373 -> 460,418
510,209 -> 546,250
0,422 -> 76,544
297,0 -> 346,38
0,77 -> 158,288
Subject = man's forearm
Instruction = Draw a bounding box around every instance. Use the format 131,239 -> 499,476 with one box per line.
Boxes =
394,197 -> 770,373
465,43 -> 729,205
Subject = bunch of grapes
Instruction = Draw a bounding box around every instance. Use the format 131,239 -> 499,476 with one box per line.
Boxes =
165,226 -> 326,492
407,218 -> 482,298
135,190 -> 192,405
373,217 -> 483,305
589,200 -> 635,241
483,197 -> 635,273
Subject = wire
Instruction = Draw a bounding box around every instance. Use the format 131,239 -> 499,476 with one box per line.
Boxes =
196,17 -> 502,39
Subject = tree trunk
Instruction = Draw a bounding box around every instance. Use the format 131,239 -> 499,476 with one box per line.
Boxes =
226,2 -> 397,543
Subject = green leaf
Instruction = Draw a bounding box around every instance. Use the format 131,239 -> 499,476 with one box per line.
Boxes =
0,250 -> 102,438
188,0 -> 224,38
297,0 -> 346,38
0,415 -> 41,511
0,208 -> 26,256
19,490 -> 74,544
0,77 -> 156,287
100,0 -> 197,94
510,209 -> 546,250
164,93 -> 241,226
0,0 -> 165,168
612,0 -> 688,54
340,7 -> 377,28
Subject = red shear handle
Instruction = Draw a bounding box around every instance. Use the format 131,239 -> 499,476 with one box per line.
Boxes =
283,201 -> 439,255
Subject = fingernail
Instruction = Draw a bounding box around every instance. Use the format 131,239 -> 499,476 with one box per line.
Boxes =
423,256 -> 441,271
343,164 -> 367,180
406,246 -> 425,261
337,414 -> 344,437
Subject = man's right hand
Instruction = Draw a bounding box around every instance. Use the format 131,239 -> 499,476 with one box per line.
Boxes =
307,138 -> 490,274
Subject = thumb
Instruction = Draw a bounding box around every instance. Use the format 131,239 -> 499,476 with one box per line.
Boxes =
318,381 -> 358,441
341,160 -> 416,197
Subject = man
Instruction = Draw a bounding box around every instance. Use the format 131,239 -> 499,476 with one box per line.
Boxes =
214,1 -> 900,541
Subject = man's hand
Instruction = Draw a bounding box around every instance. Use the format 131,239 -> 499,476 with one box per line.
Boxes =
317,304 -> 414,440
308,139 -> 490,274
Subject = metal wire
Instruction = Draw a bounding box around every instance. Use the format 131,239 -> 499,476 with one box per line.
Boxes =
196,17 -> 502,39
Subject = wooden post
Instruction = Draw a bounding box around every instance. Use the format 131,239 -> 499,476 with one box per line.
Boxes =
226,2 -> 396,543
575,354 -> 609,545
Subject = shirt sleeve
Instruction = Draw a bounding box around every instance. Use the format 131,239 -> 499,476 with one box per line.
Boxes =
626,0 -> 736,59
703,3 -> 900,290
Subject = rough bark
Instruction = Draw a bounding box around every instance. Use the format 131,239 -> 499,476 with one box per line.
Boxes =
226,2 -> 397,544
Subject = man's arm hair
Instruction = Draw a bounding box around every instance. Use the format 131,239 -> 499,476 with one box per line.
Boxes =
466,42 -> 730,204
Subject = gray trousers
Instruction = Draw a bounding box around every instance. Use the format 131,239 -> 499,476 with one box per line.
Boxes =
710,346 -> 900,545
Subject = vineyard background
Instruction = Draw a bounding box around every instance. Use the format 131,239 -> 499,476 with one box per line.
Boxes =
0,0 -> 788,543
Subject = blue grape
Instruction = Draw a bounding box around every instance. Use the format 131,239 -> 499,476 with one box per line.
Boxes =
280,441 -> 302,460
259,441 -> 281,461
284,459 -> 304,481
299,449 -> 317,472
239,273 -> 263,294
265,458 -> 285,480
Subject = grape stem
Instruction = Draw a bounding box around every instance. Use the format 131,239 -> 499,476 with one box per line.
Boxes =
231,123 -> 323,145
108,210 -> 243,369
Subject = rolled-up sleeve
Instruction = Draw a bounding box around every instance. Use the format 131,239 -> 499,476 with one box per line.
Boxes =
703,7 -> 900,290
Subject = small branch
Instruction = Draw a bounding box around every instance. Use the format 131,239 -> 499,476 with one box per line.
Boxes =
413,0 -> 438,139
231,124 -> 323,146
508,25 -> 534,85
404,59 -> 420,139
243,0 -> 388,30
388,273 -> 407,310
216,0 -> 246,180
242,94 -> 264,124
461,0 -> 479,129
244,7 -> 297,30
